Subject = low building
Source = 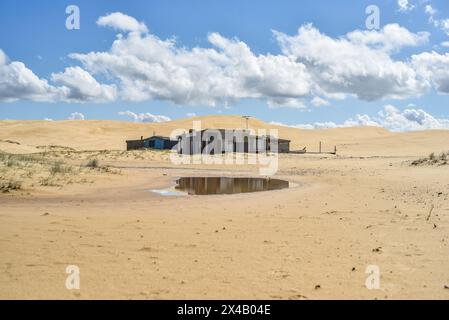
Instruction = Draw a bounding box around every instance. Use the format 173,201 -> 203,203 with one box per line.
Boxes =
126,136 -> 177,151
267,137 -> 290,153
177,129 -> 290,154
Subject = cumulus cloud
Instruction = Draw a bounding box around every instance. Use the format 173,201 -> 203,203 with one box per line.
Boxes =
51,66 -> 117,102
425,5 -> 437,16
275,105 -> 449,131
71,30 -> 311,106
68,112 -> 85,120
0,49 -> 116,103
0,49 -> 59,102
118,110 -> 171,122
412,51 -> 449,94
0,12 -> 447,106
274,24 -> 430,101
267,97 -> 306,109
398,0 -> 414,12
97,12 -> 148,33
375,105 -> 449,131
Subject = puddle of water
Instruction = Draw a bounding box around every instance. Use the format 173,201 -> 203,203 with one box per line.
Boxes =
175,177 -> 289,195
149,189 -> 186,196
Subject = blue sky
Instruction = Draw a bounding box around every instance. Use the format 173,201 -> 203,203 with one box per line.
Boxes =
0,0 -> 448,130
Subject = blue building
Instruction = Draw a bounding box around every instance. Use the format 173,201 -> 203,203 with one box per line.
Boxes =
126,135 -> 177,151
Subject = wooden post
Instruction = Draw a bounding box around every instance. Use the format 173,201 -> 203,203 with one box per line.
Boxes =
334,145 -> 337,155
319,141 -> 322,153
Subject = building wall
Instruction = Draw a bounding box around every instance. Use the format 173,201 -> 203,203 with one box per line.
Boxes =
126,140 -> 144,150
278,141 -> 290,153
177,130 -> 291,154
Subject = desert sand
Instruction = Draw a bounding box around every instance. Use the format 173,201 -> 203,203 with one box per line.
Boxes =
0,115 -> 448,299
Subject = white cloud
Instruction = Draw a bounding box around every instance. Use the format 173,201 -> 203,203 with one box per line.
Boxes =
97,12 -> 148,33
398,0 -> 414,12
267,97 -> 306,109
186,112 -> 196,117
68,112 -> 85,120
425,5 -> 437,16
311,96 -> 330,107
118,110 -> 171,122
376,105 -> 449,131
0,49 -> 60,102
0,13 -> 446,106
274,24 -> 430,101
0,49 -> 116,103
412,51 -> 449,94
437,19 -> 449,35
0,49 -> 7,65
71,29 -> 312,106
441,41 -> 449,47
51,66 -> 117,102
345,24 -> 428,52
424,4 -> 449,35
275,105 -> 449,131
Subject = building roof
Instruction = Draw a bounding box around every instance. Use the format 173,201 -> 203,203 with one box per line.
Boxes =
126,135 -> 173,143
147,135 -> 172,141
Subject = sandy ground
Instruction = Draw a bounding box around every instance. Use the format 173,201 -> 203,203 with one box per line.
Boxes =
0,117 -> 448,299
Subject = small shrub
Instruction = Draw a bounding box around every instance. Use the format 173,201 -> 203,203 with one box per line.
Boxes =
50,161 -> 63,174
50,161 -> 72,174
39,176 -> 60,187
6,159 -> 17,167
86,158 -> 99,168
0,179 -> 22,193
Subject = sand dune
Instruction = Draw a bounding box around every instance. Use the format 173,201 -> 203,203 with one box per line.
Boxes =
1,116 -> 448,156
1,116 -> 449,299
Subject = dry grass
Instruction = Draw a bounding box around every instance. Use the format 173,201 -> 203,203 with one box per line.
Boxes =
0,179 -> 22,193
411,151 -> 449,166
0,151 -> 119,192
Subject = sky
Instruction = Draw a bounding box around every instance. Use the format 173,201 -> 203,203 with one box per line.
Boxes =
0,0 -> 448,131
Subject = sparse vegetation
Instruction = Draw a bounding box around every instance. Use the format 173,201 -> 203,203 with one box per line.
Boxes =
86,158 -> 99,168
0,179 -> 22,193
39,176 -> 61,187
50,161 -> 72,174
0,150 -> 119,193
411,151 -> 449,166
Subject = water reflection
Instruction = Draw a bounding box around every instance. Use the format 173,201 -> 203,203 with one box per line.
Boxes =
175,177 -> 289,195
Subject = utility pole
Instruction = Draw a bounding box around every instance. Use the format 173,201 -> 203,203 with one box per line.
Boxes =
242,116 -> 251,130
